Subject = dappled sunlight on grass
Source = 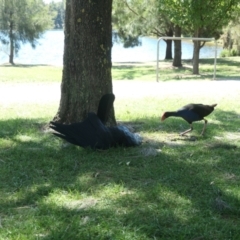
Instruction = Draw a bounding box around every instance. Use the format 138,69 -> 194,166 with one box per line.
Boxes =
223,132 -> 240,140
113,64 -> 156,81
112,57 -> 240,81
1,72 -> 240,238
15,134 -> 39,142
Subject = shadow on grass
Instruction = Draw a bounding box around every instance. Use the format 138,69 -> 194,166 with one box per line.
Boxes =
0,112 -> 240,239
113,60 -> 211,81
113,64 -> 155,80
112,58 -> 240,81
203,58 -> 240,67
214,76 -> 240,81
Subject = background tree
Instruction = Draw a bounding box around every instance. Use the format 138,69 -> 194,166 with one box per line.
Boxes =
112,0 -> 174,59
53,0 -> 114,124
159,0 -> 239,74
158,0 -> 184,67
0,0 -> 52,64
187,0 -> 238,74
221,5 -> 240,55
49,0 -> 65,29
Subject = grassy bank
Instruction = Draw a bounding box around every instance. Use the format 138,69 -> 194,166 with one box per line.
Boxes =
0,57 -> 240,83
0,59 -> 240,239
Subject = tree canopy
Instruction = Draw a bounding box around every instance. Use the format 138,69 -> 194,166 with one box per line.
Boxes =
158,0 -> 239,73
49,0 -> 65,29
113,0 -> 240,73
221,5 -> 240,55
112,0 -> 175,59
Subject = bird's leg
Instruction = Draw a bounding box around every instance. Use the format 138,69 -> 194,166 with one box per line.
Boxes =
200,119 -> 208,135
180,124 -> 193,136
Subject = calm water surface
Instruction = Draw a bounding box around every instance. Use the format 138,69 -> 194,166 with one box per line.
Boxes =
0,30 -> 222,65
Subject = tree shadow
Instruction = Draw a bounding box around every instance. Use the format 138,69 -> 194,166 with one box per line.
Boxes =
213,76 -> 240,81
157,58 -> 240,81
208,58 -> 240,67
112,64 -> 155,80
0,111 -> 240,239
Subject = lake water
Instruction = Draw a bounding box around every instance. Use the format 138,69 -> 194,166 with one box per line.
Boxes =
0,30 -> 222,65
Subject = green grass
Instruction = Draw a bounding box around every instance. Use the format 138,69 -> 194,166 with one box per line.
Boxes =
112,57 -> 240,81
1,56 -> 240,83
0,59 -> 240,239
0,64 -> 62,83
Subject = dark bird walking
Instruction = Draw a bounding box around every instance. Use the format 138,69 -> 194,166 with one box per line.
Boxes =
50,93 -> 141,149
161,103 -> 217,136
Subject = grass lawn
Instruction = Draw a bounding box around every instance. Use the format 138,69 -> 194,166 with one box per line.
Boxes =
0,58 -> 240,239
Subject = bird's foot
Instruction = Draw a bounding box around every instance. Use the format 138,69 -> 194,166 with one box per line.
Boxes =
179,134 -> 197,141
189,136 -> 197,141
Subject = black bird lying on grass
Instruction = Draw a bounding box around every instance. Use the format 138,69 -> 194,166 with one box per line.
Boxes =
161,103 -> 217,136
50,93 -> 141,150
96,93 -> 115,125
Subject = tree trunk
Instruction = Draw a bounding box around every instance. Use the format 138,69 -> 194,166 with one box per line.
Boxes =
9,20 -> 14,64
192,40 -> 200,74
53,0 -> 115,125
192,28 -> 202,75
164,27 -> 173,59
165,39 -> 173,59
172,25 -> 182,67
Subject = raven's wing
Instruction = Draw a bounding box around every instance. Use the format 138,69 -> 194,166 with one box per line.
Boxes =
82,112 -> 114,149
109,125 -> 142,147
50,113 -> 114,149
97,93 -> 115,124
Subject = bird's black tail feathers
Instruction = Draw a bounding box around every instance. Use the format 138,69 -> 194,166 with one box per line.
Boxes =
50,121 -> 78,144
52,132 -> 78,145
211,104 -> 217,108
50,121 -> 69,136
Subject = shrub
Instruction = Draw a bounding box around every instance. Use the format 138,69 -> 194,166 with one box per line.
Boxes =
220,48 -> 239,57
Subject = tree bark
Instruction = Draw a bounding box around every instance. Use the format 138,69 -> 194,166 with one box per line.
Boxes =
192,28 -> 202,75
172,25 -> 182,67
164,27 -> 173,59
165,39 -> 173,59
53,0 -> 115,124
9,20 -> 14,64
192,40 -> 200,74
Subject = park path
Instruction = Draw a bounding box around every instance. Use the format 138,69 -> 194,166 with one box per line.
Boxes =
0,80 -> 240,105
